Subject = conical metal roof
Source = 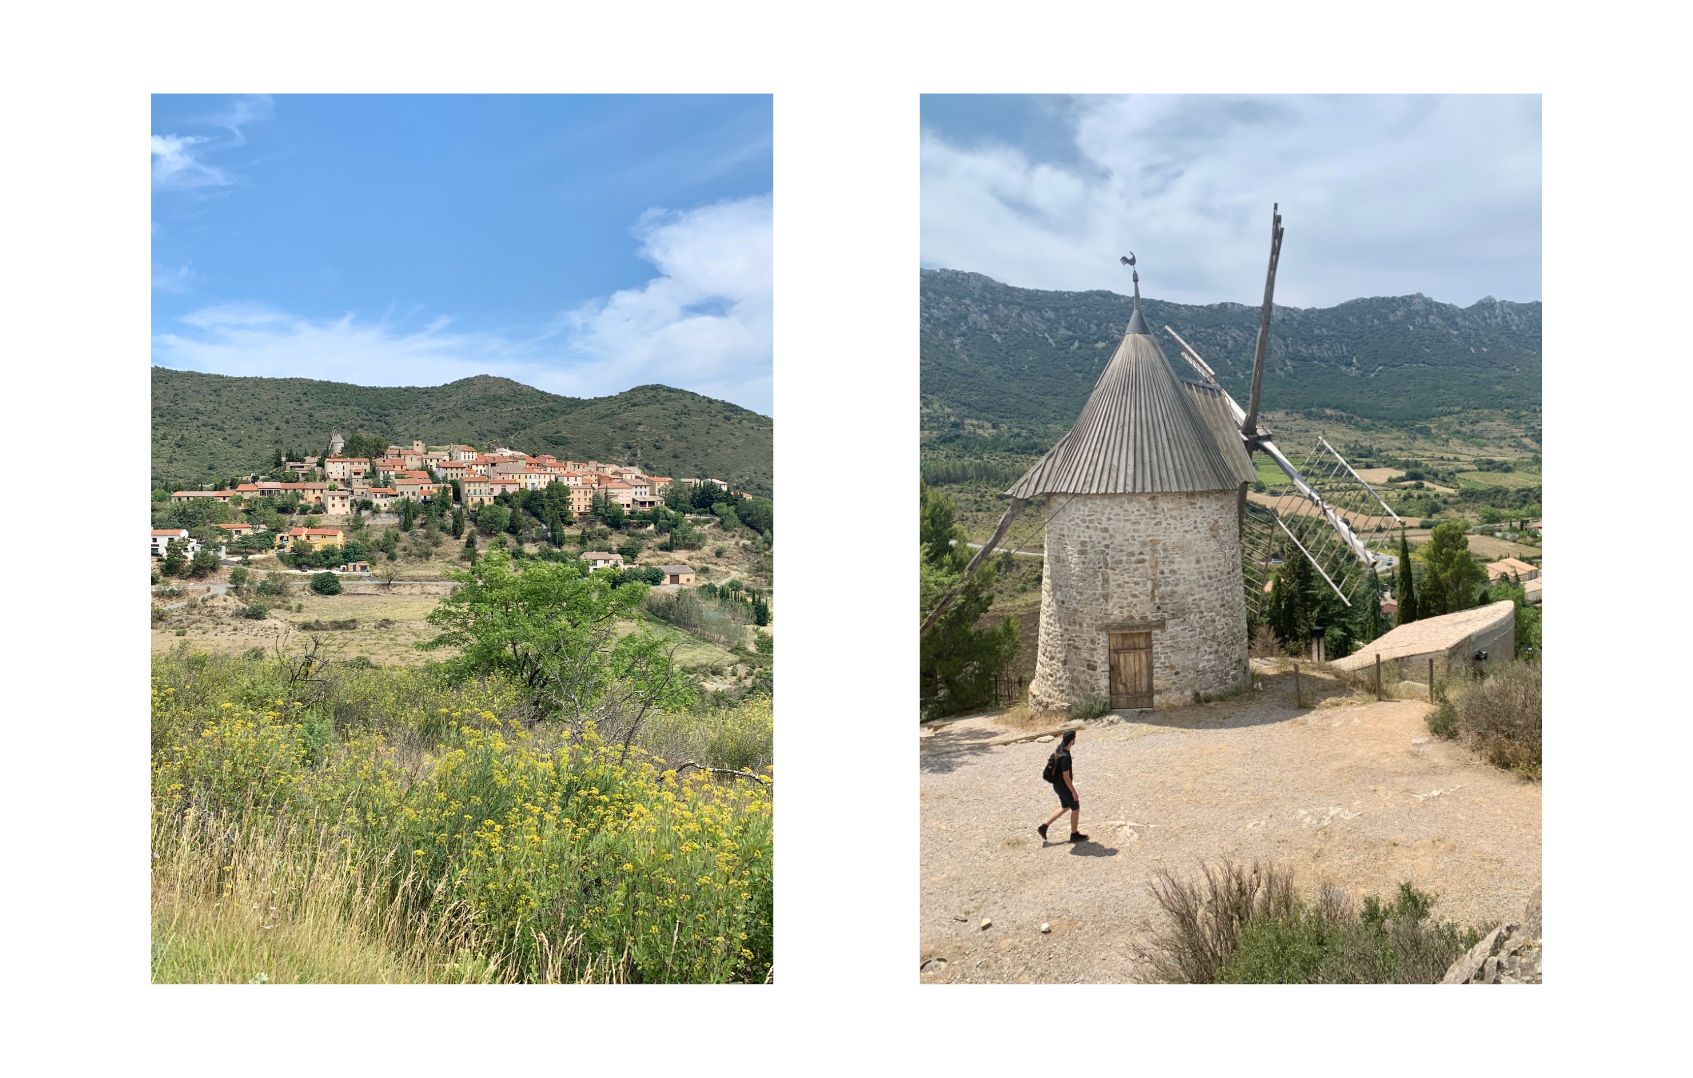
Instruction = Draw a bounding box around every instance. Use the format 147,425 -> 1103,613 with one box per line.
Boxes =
1008,281 -> 1251,498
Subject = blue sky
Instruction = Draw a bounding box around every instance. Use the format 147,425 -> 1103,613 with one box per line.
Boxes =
921,94 -> 1541,307
152,94 -> 773,413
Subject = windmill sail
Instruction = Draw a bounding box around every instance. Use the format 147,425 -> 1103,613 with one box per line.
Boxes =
1166,323 -> 1397,620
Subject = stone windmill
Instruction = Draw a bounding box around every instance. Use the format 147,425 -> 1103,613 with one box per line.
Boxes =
924,206 -> 1398,711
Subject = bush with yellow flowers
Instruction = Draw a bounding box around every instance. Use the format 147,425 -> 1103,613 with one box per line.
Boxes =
152,651 -> 772,984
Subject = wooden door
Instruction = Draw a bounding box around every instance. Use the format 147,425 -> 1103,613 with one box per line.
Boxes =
1108,631 -> 1153,710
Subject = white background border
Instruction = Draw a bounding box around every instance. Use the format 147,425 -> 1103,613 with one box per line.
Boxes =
5,0 -> 1687,1072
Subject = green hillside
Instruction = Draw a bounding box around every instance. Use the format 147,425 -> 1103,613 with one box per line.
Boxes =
921,268 -> 1541,451
152,369 -> 773,495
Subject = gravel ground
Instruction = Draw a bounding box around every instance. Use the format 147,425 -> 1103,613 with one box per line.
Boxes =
919,666 -> 1541,983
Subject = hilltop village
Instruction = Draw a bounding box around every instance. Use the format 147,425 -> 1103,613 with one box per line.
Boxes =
152,433 -> 768,578
151,430 -> 775,685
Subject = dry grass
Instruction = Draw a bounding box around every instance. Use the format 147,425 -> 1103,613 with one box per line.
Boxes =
151,810 -> 613,983
1133,861 -> 1298,983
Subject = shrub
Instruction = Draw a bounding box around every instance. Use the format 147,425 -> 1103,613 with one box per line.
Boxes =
1447,661 -> 1540,777
311,572 -> 343,596
1426,698 -> 1459,740
1136,862 -> 1478,984
241,604 -> 269,620
174,628 -> 188,637
1072,695 -> 1111,720
151,653 -> 772,984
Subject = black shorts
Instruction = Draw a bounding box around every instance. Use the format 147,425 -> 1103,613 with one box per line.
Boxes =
1052,781 -> 1078,811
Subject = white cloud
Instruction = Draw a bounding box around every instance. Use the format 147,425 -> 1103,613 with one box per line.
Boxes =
152,94 -> 275,193
151,261 -> 193,293
151,134 -> 232,191
151,196 -> 774,414
202,94 -> 274,145
921,95 -> 1541,306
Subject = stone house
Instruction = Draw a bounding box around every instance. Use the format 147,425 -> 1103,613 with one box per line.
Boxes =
1485,556 -> 1539,582
171,489 -> 237,504
460,476 -> 494,507
277,526 -> 345,551
660,564 -> 696,585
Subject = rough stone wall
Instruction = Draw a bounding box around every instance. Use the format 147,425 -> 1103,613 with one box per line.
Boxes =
1442,887 -> 1542,984
1029,491 -> 1248,713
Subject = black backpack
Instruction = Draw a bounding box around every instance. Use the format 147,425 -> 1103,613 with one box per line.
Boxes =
1042,751 -> 1060,783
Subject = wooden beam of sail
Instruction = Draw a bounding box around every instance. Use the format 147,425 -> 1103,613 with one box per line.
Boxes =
919,497 -> 1029,634
1163,325 -> 1382,571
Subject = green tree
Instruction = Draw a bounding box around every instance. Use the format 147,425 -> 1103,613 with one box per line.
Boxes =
1266,547 -> 1316,651
398,498 -> 418,532
311,572 -> 343,595
1416,519 -> 1487,617
918,485 -> 1017,717
451,506 -> 465,539
1481,574 -> 1541,657
161,537 -> 189,578
188,547 -> 221,578
421,549 -> 694,738
462,530 -> 478,560
1395,527 -> 1419,624
739,497 -> 773,537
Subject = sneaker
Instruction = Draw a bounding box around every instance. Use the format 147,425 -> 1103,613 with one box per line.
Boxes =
1037,823 -> 1049,841
1068,832 -> 1089,843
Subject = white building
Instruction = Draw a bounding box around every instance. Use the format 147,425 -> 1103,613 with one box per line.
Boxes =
151,528 -> 200,558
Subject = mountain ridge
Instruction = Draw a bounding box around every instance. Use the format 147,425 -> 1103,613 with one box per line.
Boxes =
920,268 -> 1541,447
151,367 -> 773,495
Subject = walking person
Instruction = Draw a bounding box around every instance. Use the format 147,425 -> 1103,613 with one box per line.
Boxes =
1038,729 -> 1088,844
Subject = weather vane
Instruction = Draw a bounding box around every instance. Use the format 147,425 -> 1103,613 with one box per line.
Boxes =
1121,252 -> 1140,300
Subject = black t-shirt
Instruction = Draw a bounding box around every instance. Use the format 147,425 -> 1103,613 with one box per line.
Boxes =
1052,748 -> 1073,783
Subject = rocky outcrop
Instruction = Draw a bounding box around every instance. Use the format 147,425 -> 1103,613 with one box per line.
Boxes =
1443,888 -> 1541,984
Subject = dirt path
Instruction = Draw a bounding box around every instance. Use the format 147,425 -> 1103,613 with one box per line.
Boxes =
919,669 -> 1540,983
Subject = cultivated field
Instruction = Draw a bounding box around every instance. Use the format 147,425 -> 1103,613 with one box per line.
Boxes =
919,664 -> 1540,983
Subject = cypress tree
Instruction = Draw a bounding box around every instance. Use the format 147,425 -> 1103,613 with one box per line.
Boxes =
1395,527 -> 1419,624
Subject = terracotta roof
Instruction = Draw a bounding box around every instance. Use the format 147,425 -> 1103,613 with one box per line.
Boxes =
660,564 -> 694,575
1485,557 -> 1538,579
582,551 -> 622,561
